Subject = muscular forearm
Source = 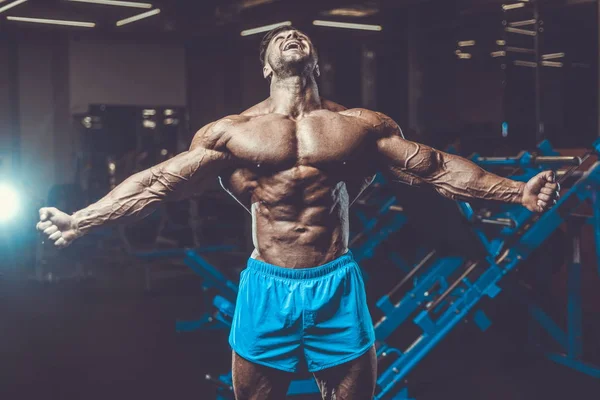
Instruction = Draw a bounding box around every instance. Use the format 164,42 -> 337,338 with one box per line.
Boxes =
425,153 -> 525,203
383,140 -> 525,203
72,146 -> 227,235
72,166 -> 173,235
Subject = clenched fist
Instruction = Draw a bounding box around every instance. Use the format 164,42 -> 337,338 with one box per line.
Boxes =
521,170 -> 560,213
36,207 -> 81,249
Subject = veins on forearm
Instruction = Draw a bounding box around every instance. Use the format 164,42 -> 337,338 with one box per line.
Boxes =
73,149 -> 221,234
390,143 -> 524,203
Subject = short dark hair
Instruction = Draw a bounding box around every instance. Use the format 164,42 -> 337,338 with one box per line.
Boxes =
259,25 -> 312,66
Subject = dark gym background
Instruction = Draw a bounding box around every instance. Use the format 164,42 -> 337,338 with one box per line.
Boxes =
0,0 -> 599,399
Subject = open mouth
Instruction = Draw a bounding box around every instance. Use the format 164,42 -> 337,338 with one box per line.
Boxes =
283,41 -> 302,51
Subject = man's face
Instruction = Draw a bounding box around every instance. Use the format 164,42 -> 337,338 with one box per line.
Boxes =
264,29 -> 318,78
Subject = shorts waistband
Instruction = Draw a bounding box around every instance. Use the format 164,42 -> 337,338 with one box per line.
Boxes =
246,250 -> 355,280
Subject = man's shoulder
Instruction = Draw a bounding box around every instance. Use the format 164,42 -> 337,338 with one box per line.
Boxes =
340,108 -> 402,136
191,114 -> 251,151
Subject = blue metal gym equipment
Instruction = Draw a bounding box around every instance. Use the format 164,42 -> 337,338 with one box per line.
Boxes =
371,140 -> 600,398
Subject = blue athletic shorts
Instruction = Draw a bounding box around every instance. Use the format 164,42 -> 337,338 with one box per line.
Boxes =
228,250 -> 375,373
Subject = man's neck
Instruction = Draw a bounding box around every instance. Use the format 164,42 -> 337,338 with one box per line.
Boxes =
269,74 -> 322,118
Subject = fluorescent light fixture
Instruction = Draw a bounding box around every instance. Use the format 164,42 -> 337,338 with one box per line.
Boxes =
116,8 -> 160,26
66,0 -> 152,8
542,52 -> 565,60
541,61 -> 563,68
323,6 -> 379,18
502,3 -> 526,11
458,40 -> 475,47
6,16 -> 95,27
514,60 -> 537,68
496,40 -> 506,46
313,20 -> 382,31
506,46 -> 535,54
505,27 -> 536,36
457,53 -> 472,59
240,0 -> 276,9
491,51 -> 506,57
0,0 -> 27,14
240,21 -> 292,36
509,19 -> 536,27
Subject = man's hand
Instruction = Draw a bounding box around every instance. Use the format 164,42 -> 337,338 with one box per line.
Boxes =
36,207 -> 81,249
521,171 -> 560,213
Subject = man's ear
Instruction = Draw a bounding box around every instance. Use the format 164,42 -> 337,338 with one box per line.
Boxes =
314,64 -> 321,78
263,63 -> 273,80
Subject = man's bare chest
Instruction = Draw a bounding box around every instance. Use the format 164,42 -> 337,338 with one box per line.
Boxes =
224,113 -> 373,168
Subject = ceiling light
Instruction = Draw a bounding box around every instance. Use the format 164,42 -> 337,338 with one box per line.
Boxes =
458,40 -> 475,47
541,61 -> 563,68
542,52 -> 565,60
505,27 -> 536,36
66,0 -> 152,8
0,0 -> 27,14
491,51 -> 506,57
496,40 -> 506,46
506,46 -> 535,54
502,3 -> 526,11
239,0 -> 276,9
322,7 -> 379,18
240,21 -> 292,36
116,8 -> 160,26
509,19 -> 536,27
457,53 -> 472,59
312,20 -> 382,32
514,60 -> 537,68
6,16 -> 95,27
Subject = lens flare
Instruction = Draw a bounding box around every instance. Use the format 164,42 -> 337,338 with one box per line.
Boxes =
0,183 -> 20,222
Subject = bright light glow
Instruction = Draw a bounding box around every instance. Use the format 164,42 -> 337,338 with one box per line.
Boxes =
0,183 -> 20,222
312,20 -> 382,31
0,0 -> 27,14
143,109 -> 156,116
66,0 -> 152,8
457,53 -> 472,59
116,8 -> 160,26
458,40 -> 475,47
6,16 -> 95,27
542,52 -> 565,60
240,21 -> 292,36
496,40 -> 506,46
491,51 -> 506,57
502,3 -> 526,11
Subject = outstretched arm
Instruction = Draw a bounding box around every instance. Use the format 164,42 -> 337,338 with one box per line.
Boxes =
373,113 -> 559,212
37,122 -> 232,248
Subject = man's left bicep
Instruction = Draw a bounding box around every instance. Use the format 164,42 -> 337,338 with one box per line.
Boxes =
375,130 -> 440,186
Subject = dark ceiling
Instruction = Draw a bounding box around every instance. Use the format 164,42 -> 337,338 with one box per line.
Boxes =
0,0 -> 421,37
0,0 -> 593,39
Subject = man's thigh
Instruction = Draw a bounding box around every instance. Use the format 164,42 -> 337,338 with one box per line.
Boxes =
312,345 -> 377,399
232,351 -> 293,400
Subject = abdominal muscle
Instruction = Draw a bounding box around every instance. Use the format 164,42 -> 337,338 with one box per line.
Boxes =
249,195 -> 350,269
